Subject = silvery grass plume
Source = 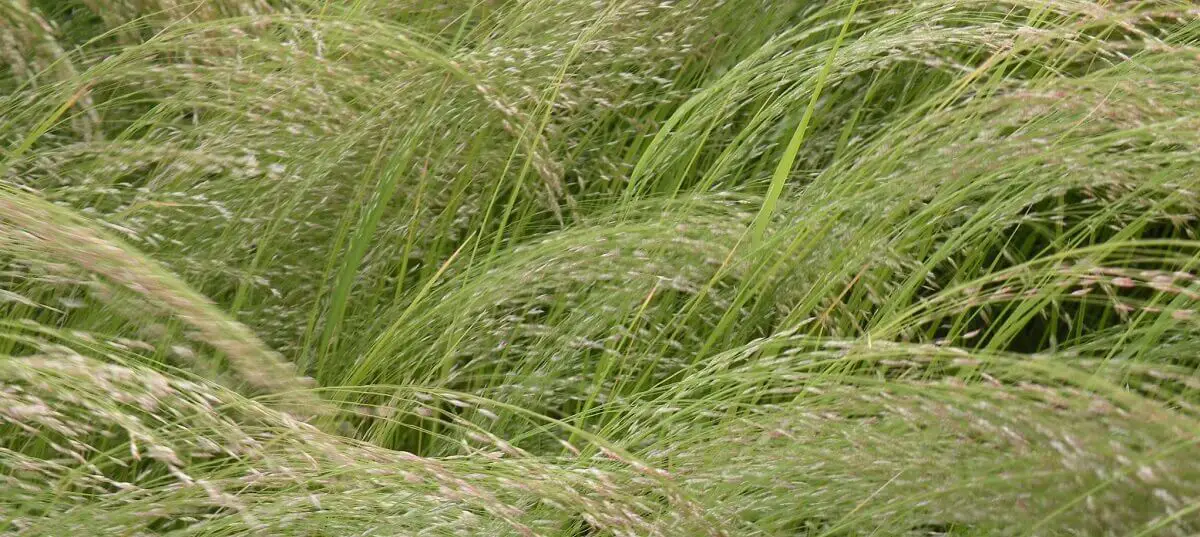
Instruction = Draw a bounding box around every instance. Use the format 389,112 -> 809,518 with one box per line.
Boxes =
1,0 -> 1200,535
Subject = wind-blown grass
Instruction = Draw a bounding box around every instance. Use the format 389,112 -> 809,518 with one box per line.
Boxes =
1,0 -> 1199,535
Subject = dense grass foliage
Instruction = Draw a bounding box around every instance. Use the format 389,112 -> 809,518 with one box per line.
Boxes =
2,0 -> 1200,534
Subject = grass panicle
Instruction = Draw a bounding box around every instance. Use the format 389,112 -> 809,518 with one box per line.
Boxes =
1,0 -> 1199,535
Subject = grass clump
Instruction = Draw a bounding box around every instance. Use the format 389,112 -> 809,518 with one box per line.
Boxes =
1,0 -> 1199,535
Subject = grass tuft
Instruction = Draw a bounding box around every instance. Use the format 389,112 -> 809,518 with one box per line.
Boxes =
1,0 -> 1199,535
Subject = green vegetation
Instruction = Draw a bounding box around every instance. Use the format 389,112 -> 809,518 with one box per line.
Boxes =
2,0 -> 1199,534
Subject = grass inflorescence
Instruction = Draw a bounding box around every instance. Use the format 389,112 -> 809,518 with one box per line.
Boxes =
2,0 -> 1200,535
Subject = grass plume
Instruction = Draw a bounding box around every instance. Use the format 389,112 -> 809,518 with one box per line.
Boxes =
1,0 -> 1199,535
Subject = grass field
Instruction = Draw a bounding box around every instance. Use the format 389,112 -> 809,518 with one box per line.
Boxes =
2,0 -> 1200,535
